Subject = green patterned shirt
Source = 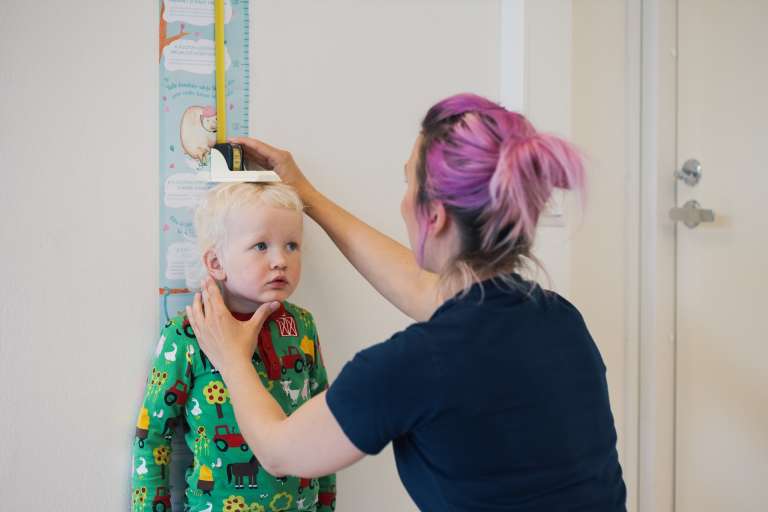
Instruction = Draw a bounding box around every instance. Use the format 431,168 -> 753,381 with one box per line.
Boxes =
131,302 -> 336,512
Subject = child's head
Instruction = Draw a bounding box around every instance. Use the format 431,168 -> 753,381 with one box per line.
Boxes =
193,182 -> 304,313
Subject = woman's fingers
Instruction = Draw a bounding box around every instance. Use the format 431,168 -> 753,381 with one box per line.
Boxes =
186,304 -> 197,333
247,301 -> 280,331
203,277 -> 229,319
227,138 -> 270,169
191,291 -> 202,320
227,137 -> 306,187
201,278 -> 220,313
201,281 -> 213,321
230,137 -> 272,169
187,292 -> 204,339
229,137 -> 281,168
247,154 -> 272,170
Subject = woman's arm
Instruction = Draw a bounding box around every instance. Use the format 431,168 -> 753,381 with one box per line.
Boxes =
302,188 -> 441,322
187,278 -> 365,477
230,136 -> 441,321
223,362 -> 364,478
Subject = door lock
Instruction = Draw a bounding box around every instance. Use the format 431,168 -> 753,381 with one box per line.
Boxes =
675,159 -> 703,186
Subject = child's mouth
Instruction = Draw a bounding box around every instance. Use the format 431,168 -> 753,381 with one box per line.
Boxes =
267,277 -> 288,288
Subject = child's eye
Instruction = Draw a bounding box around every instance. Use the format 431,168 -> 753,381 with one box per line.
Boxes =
286,242 -> 299,252
254,242 -> 268,251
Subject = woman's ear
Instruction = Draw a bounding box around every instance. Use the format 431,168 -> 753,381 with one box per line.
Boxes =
427,200 -> 450,236
203,248 -> 226,281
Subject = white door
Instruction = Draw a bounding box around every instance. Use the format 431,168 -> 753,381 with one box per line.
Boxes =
675,1 -> 768,510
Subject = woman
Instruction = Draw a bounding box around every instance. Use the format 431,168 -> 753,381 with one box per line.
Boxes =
188,93 -> 627,511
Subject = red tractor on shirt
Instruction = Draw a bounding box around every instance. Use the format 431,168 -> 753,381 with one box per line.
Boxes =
298,477 -> 316,493
318,490 -> 336,509
281,346 -> 305,374
258,309 -> 305,379
152,486 -> 171,512
164,380 -> 189,406
213,424 -> 249,452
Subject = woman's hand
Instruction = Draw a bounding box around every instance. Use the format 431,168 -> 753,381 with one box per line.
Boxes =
186,277 -> 279,375
231,137 -> 440,320
229,137 -> 316,200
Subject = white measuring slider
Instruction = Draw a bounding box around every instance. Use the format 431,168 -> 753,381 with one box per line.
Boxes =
207,145 -> 280,182
199,0 -> 278,183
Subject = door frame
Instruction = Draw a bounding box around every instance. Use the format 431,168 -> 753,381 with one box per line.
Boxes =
631,0 -> 678,511
503,2 -> 676,510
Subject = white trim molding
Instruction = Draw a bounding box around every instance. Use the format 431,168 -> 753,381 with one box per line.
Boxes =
624,1 -> 643,510
637,0 -> 677,511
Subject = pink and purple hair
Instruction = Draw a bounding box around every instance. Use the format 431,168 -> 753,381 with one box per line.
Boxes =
414,93 -> 585,285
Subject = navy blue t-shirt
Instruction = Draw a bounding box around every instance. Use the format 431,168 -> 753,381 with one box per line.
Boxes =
326,276 -> 626,511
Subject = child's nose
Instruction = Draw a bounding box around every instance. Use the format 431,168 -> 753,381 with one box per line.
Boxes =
270,250 -> 288,270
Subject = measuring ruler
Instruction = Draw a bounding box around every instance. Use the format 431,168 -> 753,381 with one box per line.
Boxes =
157,0 -> 250,322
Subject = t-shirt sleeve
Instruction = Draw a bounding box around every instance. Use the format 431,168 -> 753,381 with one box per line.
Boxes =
130,317 -> 195,504
325,325 -> 439,455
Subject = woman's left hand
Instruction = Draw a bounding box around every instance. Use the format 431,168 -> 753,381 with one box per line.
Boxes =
186,277 -> 279,374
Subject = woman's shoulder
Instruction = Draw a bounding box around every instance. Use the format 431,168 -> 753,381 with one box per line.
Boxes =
354,321 -> 440,372
437,277 -> 587,321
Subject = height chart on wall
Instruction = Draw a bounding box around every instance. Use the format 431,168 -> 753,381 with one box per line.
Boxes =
158,0 -> 250,323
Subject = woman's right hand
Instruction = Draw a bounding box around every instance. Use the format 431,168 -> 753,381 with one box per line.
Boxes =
229,137 -> 315,199
232,139 -> 439,320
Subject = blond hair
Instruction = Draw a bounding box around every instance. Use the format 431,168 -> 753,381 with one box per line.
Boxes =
185,182 -> 303,288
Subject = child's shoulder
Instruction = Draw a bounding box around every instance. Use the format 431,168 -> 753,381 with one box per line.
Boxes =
282,301 -> 316,326
282,301 -> 312,316
159,313 -> 198,344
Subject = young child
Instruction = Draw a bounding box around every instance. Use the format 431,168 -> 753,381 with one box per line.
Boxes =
131,182 -> 336,512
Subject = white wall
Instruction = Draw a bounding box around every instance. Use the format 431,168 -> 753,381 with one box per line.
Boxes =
570,0 -> 635,507
0,1 -> 497,510
522,0 -> 574,296
0,1 -> 158,510
249,2 -> 501,511
0,1 -> 632,510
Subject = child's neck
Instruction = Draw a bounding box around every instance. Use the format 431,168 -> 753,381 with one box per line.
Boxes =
219,286 -> 263,317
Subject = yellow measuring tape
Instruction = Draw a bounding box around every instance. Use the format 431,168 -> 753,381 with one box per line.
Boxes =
214,0 -> 227,144
207,0 -> 278,181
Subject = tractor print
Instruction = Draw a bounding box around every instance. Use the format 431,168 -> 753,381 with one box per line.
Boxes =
180,317 -> 196,339
319,490 -> 336,509
281,346 -> 305,375
164,380 -> 189,406
152,486 -> 171,512
298,477 -> 316,494
258,307 -> 305,380
213,424 -> 249,452
300,336 -> 316,370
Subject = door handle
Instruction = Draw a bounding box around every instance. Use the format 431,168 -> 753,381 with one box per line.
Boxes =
669,200 -> 715,228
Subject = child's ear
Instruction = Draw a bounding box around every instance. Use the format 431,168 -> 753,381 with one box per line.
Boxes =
202,248 -> 226,281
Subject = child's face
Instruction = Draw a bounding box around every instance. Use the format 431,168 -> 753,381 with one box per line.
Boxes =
217,202 -> 303,312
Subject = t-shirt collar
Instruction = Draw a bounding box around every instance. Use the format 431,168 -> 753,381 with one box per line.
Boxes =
230,302 -> 287,322
430,273 -> 533,320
